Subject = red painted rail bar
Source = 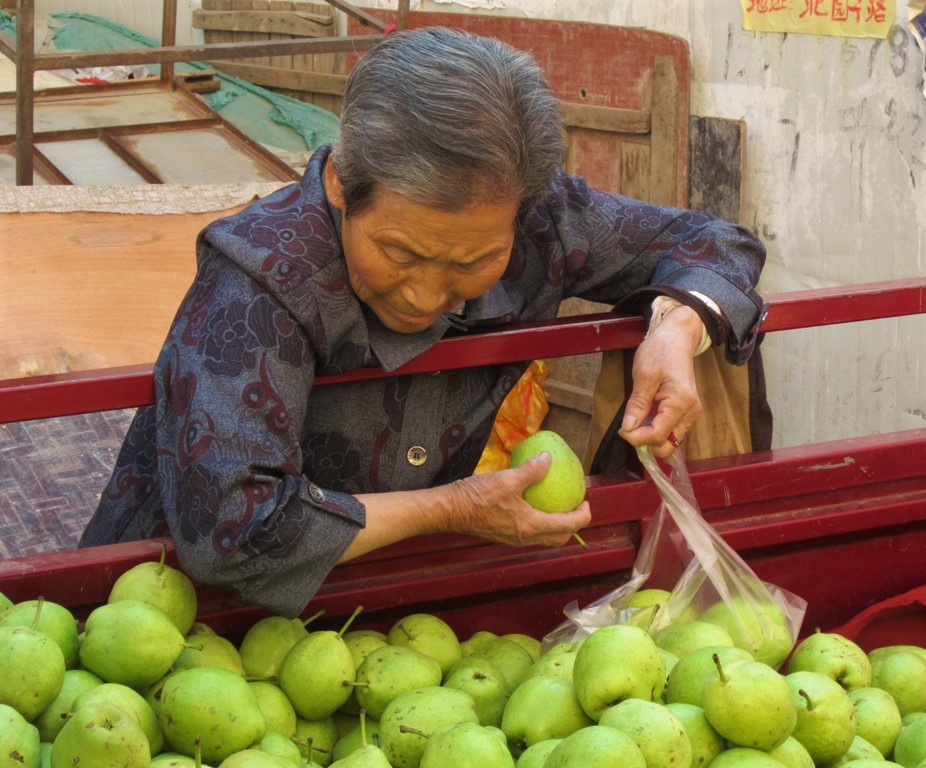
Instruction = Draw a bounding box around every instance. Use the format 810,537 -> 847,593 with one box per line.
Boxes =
2,277 -> 925,425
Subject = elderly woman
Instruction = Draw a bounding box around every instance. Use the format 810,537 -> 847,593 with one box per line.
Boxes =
80,27 -> 766,616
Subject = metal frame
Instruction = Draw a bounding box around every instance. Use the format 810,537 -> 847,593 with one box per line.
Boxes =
0,0 -> 410,185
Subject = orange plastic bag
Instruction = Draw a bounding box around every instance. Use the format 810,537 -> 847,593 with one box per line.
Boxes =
474,360 -> 550,474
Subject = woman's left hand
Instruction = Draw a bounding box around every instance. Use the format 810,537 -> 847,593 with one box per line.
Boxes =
618,304 -> 705,458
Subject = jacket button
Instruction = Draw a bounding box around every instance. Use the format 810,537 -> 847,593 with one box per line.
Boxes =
407,446 -> 427,466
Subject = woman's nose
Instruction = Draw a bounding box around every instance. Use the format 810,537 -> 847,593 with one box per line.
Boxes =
404,264 -> 453,312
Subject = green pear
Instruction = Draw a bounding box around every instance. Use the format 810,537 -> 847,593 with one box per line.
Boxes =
293,715 -> 339,766
652,620 -> 735,659
702,656 -> 796,750
332,711 -> 381,762
259,730 -> 304,765
665,702 -> 725,768
150,751 -> 213,767
788,632 -> 872,691
79,600 -> 188,689
0,593 -> 12,618
386,613 -> 462,677
709,747 -> 790,768
869,652 -> 926,716
159,667 -> 267,764
50,702 -> 149,768
623,588 -> 673,630
460,631 -> 499,658
502,634 -> 542,663
39,741 -> 53,768
354,645 -> 442,720
144,671 -> 179,722
239,615 -> 311,679
827,735 -> 888,766
443,656 -> 509,727
420,721 -> 514,767
849,686 -> 903,757
378,686 -> 479,768
33,668 -> 103,742
542,725 -> 644,768
187,621 -> 217,637
700,598 -> 795,668
339,631 -> 389,715
514,738 -> 562,768
278,608 -> 362,721
868,646 -> 926,667
841,762 -> 903,768
174,633 -> 245,675
250,681 -> 297,738
216,750 -> 294,767
476,637 -> 535,693
108,544 -> 198,634
894,716 -> 926,768
665,645 -> 754,707
528,642 -> 580,683
786,670 -> 857,765
599,698 -> 692,768
0,703 -> 40,768
0,621 -> 66,721
572,624 -> 666,720
2,599 -> 79,670
510,430 -> 586,514
767,737 -> 816,768
501,676 -> 592,756
332,711 -> 359,739
72,682 -> 164,756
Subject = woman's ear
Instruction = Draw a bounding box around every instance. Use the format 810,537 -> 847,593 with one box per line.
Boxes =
324,155 -> 347,213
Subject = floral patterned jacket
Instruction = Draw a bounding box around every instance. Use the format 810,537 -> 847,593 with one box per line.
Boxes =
80,145 -> 767,616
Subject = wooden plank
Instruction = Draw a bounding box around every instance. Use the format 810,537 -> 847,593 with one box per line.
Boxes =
561,102 -> 650,135
15,0 -> 35,184
648,55 -> 679,206
161,0 -> 178,86
620,142 -> 651,202
193,9 -> 331,36
323,0 -> 388,31
308,2 -> 346,115
210,60 -> 346,95
689,115 -> 746,224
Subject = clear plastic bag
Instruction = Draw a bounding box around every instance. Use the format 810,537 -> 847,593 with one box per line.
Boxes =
544,446 -> 807,668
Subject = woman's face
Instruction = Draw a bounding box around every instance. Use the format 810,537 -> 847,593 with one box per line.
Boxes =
325,160 -> 519,334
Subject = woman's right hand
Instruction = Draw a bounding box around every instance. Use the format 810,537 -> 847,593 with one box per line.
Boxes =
445,452 -> 591,547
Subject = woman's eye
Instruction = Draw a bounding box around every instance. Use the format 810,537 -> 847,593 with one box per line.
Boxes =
385,249 -> 416,264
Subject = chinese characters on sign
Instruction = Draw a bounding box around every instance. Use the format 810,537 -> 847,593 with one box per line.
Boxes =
741,0 -> 896,38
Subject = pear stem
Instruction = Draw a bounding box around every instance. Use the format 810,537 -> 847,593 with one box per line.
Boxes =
571,531 -> 589,549
194,736 -> 202,768
31,597 -> 45,630
157,542 -> 168,576
182,642 -> 205,651
337,605 -> 364,639
344,680 -> 369,687
712,653 -> 728,684
644,604 -> 662,633
359,708 -> 369,748
399,725 -> 431,739
798,689 -> 814,711
302,609 -> 326,628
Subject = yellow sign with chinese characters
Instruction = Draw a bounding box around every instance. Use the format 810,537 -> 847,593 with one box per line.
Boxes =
742,0 -> 895,38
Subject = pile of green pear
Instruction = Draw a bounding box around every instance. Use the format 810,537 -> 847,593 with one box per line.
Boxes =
3,552 -> 926,768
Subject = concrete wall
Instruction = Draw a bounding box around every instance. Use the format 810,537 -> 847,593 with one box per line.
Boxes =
34,0 -> 926,449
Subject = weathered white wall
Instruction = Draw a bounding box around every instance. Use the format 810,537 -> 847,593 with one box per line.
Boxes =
366,0 -> 926,449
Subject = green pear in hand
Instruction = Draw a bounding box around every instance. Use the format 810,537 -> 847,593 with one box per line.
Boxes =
0,703 -> 40,768
702,655 -> 796,750
787,632 -> 872,691
0,602 -> 66,720
108,544 -> 198,635
849,686 -> 903,757
279,607 -> 362,720
510,430 -> 588,547
500,676 -> 593,756
354,645 -> 443,720
785,670 -> 856,765
599,698 -> 692,768
572,624 -> 666,721
51,702 -> 150,768
378,686 -> 479,768
159,667 -> 267,764
2,599 -> 80,670
419,721 -> 514,768
543,725 -> 645,768
79,599 -> 189,690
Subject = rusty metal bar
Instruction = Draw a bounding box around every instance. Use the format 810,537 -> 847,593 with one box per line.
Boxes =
14,0 -> 35,185
161,0 -> 178,86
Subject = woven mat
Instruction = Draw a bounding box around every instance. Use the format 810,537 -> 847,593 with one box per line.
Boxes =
0,410 -> 135,559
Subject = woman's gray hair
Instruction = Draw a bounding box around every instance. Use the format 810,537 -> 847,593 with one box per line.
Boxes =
333,27 -> 565,216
